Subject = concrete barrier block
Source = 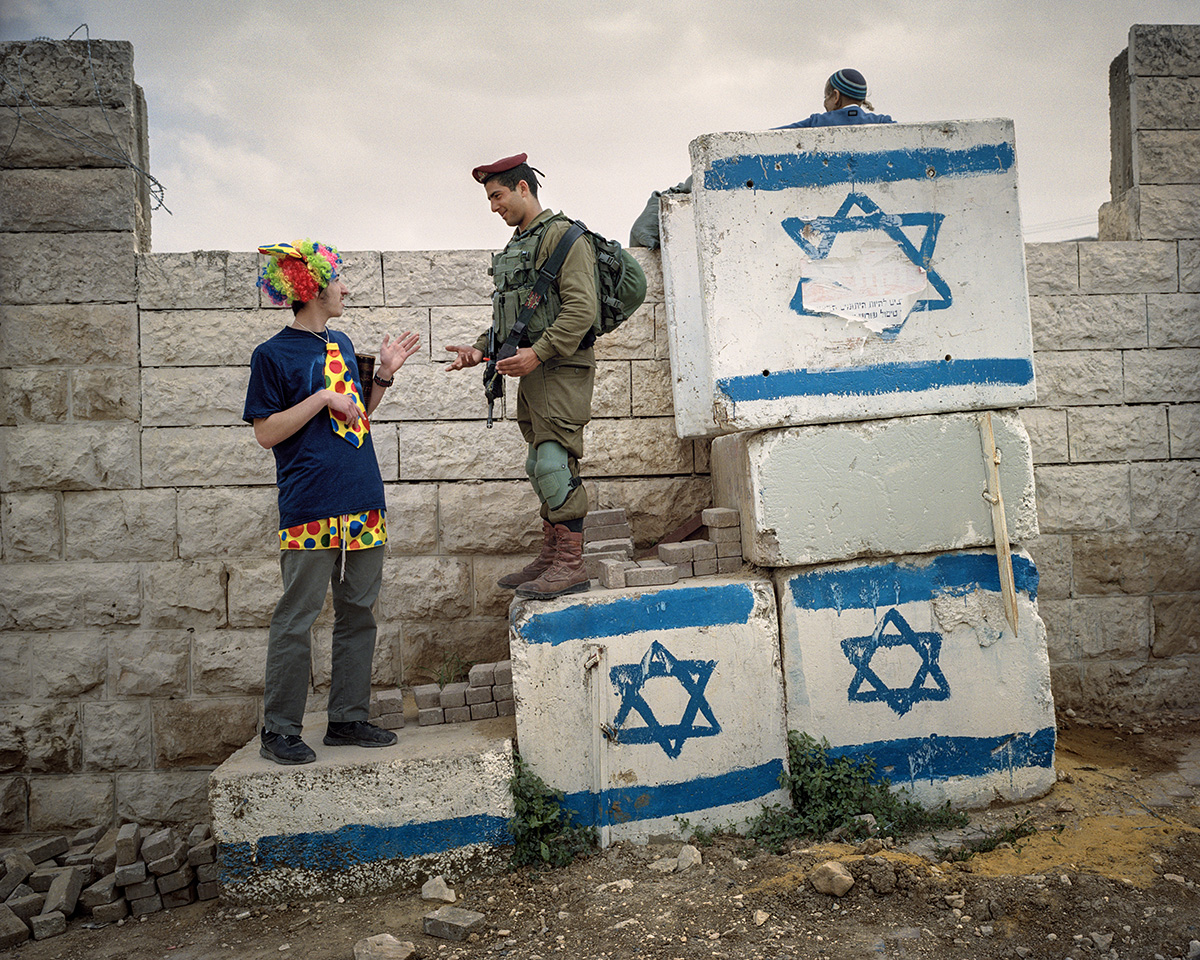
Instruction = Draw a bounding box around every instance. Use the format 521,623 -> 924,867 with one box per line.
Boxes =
211,712 -> 514,903
712,409 -> 1037,568
510,577 -> 789,842
677,122 -> 1034,433
776,548 -> 1055,807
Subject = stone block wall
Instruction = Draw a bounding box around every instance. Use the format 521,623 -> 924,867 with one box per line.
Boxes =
1021,24 -> 1200,716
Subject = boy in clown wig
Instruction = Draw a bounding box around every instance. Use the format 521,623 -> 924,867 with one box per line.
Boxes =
243,239 -> 420,764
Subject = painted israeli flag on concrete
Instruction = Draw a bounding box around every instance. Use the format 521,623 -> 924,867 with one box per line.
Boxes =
776,549 -> 1056,807
664,121 -> 1036,436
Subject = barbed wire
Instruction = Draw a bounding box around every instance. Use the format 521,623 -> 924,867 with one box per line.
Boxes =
0,23 -> 170,214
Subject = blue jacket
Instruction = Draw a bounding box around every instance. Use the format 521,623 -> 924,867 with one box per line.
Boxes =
777,105 -> 894,128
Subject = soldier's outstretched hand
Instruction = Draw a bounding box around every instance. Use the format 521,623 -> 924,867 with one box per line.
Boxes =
444,345 -> 484,371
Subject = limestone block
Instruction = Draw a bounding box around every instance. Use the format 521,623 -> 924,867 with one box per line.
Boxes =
1025,534 -> 1072,601
71,367 -> 139,421
0,423 -> 141,491
1033,351 -> 1124,406
142,561 -> 226,629
1097,194 -> 1135,242
0,303 -> 137,366
630,246 -> 665,305
63,489 -> 176,561
1148,294 -> 1200,347
712,410 -> 1037,568
1,703 -> 82,772
378,557 -> 472,621
1169,404 -> 1200,457
396,421 -> 526,480
1129,23 -> 1200,76
372,422 -> 400,482
1134,185 -> 1200,241
116,771 -> 211,827
29,777 -> 115,833
31,632 -> 106,699
1018,407 -> 1068,464
1153,598 -> 1200,657
1078,241 -> 1178,294
1137,131 -> 1200,185
0,563 -> 140,629
593,308 -> 657,361
0,232 -> 135,304
510,577 -> 789,841
1079,657 -> 1197,715
590,477 -> 712,549
138,251 -> 259,309
108,630 -> 190,697
428,305 -> 488,356
1072,532 -> 1200,596
1023,242 -> 1079,294
1137,77 -> 1200,130
1,491 -> 61,560
1067,404 -> 1169,462
630,360 -> 673,417
178,486 -> 279,559
1027,294 -> 1147,351
141,367 -> 247,427
1131,462 -> 1200,529
376,483 -> 438,554
382,249 -> 493,306
0,369 -> 69,424
1037,599 -> 1074,662
778,548 -> 1055,807
584,418 -> 694,476
1070,596 -> 1154,659
471,556 -> 524,617
0,630 -> 30,700
30,910 -> 66,940
0,168 -> 139,232
592,361 -> 632,418
371,360 -> 484,421
0,40 -> 136,108
0,903 -> 30,948
140,308 -> 280,366
142,426 -> 274,486
436,481 -> 543,554
0,777 -> 29,833
1181,240 -> 1200,293
1124,348 -> 1200,402
1034,464 -> 1131,533
81,701 -> 152,771
0,106 -> 139,168
152,699 -> 258,768
227,558 -> 288,628
401,619 -> 508,686
192,629 -> 267,696
335,251 -> 384,306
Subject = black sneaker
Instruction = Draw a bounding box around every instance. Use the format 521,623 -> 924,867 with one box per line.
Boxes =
260,728 -> 316,765
323,720 -> 398,748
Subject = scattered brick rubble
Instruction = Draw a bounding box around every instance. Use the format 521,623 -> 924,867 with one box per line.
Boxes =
414,660 -> 514,726
592,506 -> 744,589
0,821 -> 218,945
369,688 -> 406,730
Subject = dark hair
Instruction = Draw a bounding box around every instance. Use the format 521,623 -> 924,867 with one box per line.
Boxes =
485,162 -> 539,198
291,300 -> 305,316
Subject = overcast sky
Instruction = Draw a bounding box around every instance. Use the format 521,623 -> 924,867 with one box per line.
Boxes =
2,1 -> 1195,254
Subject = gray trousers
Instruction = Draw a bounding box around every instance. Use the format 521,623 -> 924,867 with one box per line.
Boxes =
263,545 -> 384,736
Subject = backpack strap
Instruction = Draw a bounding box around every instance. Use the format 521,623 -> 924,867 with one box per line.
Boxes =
495,219 -> 587,357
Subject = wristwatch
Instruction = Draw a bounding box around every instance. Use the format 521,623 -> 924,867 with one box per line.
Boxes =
372,373 -> 394,388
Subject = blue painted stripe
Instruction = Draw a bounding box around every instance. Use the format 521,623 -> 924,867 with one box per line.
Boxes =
703,142 -> 1015,191
563,759 -> 785,827
788,551 -> 1039,612
716,357 -> 1034,405
519,583 -> 757,646
828,726 -> 1057,783
219,813 -> 512,883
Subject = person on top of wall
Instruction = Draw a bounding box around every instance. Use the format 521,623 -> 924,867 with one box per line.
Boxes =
243,240 -> 421,765
443,153 -> 600,601
629,68 -> 894,248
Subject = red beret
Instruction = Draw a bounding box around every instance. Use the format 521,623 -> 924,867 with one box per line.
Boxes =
472,152 -> 528,183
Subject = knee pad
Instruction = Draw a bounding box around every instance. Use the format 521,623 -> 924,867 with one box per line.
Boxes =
533,441 -> 576,510
524,444 -> 538,487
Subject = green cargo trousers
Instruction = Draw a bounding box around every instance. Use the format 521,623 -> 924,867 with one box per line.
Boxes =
263,545 -> 384,736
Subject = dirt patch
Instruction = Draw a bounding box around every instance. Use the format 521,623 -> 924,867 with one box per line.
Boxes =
7,718 -> 1199,960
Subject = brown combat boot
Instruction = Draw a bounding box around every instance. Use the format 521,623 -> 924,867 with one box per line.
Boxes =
497,520 -> 557,589
516,524 -> 590,599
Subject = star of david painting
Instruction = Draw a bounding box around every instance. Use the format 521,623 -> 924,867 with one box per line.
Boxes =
609,640 -> 721,759
840,608 -> 951,716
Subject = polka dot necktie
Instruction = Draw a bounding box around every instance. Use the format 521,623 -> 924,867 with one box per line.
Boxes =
324,341 -> 369,446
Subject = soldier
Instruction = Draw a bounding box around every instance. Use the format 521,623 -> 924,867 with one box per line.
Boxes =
444,154 -> 599,600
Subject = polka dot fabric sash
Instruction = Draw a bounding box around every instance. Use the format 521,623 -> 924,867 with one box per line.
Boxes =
325,341 -> 369,445
279,510 -> 387,551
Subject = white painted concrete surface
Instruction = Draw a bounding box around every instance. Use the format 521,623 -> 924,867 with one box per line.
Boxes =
776,548 -> 1056,808
676,121 -> 1035,433
209,713 -> 515,903
510,577 -> 789,843
710,409 -> 1037,568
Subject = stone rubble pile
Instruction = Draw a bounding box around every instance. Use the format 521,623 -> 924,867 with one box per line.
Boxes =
0,821 -> 218,946
596,507 -> 743,589
414,660 -> 514,726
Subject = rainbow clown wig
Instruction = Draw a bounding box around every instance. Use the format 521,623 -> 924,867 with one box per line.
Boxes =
257,239 -> 341,306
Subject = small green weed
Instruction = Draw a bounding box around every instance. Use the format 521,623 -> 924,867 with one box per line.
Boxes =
409,652 -> 474,688
938,814 -> 1040,861
508,751 -> 596,869
745,731 -> 969,852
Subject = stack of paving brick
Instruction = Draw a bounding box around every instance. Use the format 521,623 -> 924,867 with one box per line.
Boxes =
369,688 -> 406,730
596,507 -> 744,589
414,660 -> 514,726
581,508 -> 635,579
0,822 -> 218,946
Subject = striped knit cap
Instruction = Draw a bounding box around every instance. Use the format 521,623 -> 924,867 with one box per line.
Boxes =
830,68 -> 868,101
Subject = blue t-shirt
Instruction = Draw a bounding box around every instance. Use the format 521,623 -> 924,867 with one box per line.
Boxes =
777,106 -> 895,129
243,326 -> 385,528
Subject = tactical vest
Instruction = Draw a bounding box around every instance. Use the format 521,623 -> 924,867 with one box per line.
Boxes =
490,214 -> 565,345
